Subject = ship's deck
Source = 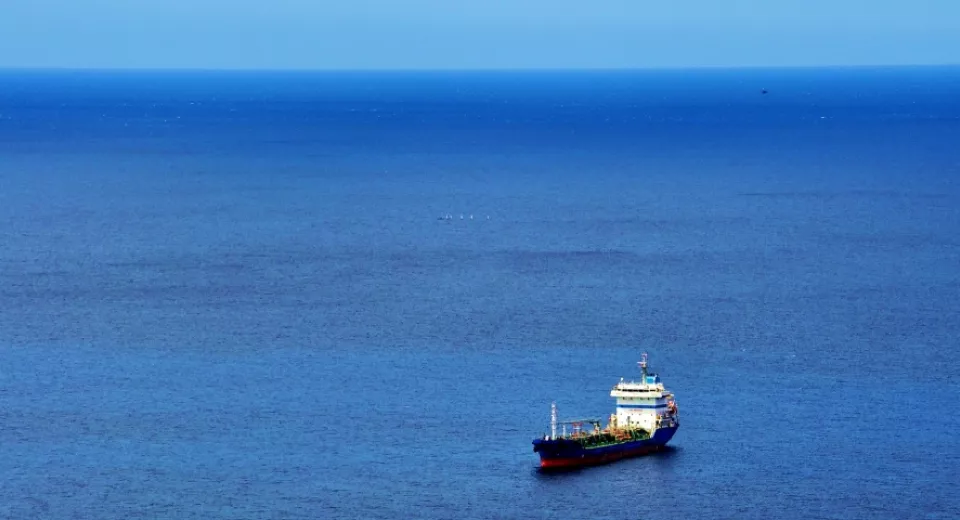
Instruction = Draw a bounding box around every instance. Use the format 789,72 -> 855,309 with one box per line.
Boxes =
541,427 -> 653,449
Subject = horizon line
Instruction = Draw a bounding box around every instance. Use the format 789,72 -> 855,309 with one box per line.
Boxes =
2,63 -> 959,74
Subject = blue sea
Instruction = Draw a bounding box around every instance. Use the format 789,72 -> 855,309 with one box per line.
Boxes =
1,67 -> 959,519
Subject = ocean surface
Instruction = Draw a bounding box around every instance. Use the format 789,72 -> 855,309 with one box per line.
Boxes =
1,67 -> 959,519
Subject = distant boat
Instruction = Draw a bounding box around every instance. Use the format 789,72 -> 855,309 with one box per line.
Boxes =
532,353 -> 679,469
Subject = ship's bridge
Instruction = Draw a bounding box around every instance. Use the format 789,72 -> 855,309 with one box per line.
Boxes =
609,355 -> 677,431
611,375 -> 667,398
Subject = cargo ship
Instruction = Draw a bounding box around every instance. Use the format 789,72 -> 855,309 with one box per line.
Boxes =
532,353 -> 679,469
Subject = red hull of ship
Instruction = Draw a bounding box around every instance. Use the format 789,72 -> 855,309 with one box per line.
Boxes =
539,444 -> 664,469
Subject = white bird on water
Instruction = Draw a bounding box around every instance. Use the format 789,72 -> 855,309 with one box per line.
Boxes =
438,213 -> 490,221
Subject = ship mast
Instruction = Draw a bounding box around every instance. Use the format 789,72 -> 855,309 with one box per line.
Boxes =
550,402 -> 558,440
638,352 -> 649,381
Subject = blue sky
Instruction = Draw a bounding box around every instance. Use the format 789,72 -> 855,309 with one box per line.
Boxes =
1,0 -> 957,69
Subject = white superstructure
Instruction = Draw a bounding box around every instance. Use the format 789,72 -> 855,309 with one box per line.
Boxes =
609,353 -> 678,432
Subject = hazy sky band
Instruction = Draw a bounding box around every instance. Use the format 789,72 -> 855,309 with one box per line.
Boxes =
2,0 -> 958,69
